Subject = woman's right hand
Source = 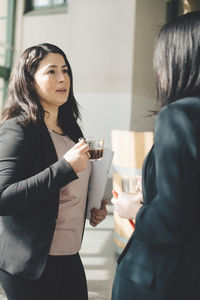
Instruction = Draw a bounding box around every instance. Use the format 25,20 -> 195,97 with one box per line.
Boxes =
63,139 -> 90,174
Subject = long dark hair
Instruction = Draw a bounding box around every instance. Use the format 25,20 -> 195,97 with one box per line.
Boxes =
154,10 -> 200,111
1,43 -> 83,141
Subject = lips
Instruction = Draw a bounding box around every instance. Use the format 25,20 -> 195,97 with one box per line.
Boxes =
56,88 -> 67,92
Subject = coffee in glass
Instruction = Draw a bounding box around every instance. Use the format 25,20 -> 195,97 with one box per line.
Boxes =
79,137 -> 104,161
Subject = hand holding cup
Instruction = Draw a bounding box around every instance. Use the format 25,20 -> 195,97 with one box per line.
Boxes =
64,139 -> 90,174
111,192 -> 143,220
78,137 -> 104,161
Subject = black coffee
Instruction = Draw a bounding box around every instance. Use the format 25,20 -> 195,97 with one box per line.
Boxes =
89,149 -> 104,160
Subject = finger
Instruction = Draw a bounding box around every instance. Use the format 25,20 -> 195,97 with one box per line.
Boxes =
92,205 -> 107,214
91,209 -> 105,217
91,209 -> 108,218
100,199 -> 108,209
72,139 -> 85,149
79,143 -> 90,153
90,219 -> 98,227
86,151 -> 91,159
91,207 -> 98,214
112,190 -> 118,198
71,140 -> 90,152
91,215 -> 105,222
91,211 -> 106,219
85,151 -> 91,159
91,206 -> 106,213
91,214 -> 105,223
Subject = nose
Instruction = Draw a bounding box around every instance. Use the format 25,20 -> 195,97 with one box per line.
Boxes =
58,72 -> 65,83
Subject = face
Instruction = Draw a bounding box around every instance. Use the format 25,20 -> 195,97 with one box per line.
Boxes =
34,53 -> 70,111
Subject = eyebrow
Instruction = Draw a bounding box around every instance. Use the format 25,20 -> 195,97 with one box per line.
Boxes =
46,64 -> 68,69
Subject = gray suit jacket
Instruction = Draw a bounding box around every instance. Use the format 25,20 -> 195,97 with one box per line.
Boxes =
0,117 -> 78,279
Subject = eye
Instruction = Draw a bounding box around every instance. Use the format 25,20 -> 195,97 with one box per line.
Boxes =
63,69 -> 69,74
47,70 -> 55,74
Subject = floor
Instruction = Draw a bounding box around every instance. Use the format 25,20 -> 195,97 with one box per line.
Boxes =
0,205 -> 117,300
80,205 -> 117,300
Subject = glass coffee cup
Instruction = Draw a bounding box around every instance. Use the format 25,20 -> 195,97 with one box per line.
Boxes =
79,137 -> 104,161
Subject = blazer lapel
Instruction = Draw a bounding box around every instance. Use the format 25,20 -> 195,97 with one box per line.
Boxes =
39,122 -> 58,167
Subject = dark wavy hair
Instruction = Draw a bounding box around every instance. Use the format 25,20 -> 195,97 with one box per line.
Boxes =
1,43 -> 83,142
154,10 -> 200,111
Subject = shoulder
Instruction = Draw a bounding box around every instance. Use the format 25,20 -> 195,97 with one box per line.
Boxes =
156,97 -> 200,131
0,117 -> 38,141
157,97 -> 200,121
0,117 -> 25,137
155,97 -> 200,155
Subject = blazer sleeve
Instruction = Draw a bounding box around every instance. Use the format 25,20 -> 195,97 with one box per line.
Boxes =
0,120 -> 78,216
135,105 -> 200,248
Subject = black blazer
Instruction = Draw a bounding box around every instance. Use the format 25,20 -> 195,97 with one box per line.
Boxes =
0,117 -> 78,279
114,97 -> 200,299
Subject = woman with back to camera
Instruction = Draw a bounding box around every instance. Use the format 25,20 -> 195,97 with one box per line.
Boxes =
111,11 -> 200,300
0,43 -> 107,300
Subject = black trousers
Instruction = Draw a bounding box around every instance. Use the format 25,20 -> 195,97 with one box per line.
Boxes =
0,253 -> 88,300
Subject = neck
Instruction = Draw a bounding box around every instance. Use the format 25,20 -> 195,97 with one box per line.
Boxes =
43,107 -> 63,134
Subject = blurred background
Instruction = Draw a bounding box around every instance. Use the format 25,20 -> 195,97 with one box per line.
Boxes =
0,0 -> 198,299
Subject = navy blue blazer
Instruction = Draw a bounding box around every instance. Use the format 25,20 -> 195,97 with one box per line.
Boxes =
112,97 -> 200,300
0,117 -> 79,279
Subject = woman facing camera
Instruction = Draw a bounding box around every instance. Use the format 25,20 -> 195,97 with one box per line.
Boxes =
0,43 -> 107,300
112,11 -> 200,300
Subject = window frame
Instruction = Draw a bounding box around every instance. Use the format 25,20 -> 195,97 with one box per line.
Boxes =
24,0 -> 68,15
0,0 -> 16,105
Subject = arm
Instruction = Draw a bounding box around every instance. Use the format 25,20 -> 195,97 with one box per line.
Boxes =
135,105 -> 199,248
0,121 -> 78,215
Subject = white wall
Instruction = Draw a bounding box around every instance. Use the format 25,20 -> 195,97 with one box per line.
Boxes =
130,0 -> 166,131
14,0 -> 135,149
14,0 -> 166,148
77,93 -> 132,148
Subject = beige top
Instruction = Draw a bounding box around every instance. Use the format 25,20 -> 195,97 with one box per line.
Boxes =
48,128 -> 91,255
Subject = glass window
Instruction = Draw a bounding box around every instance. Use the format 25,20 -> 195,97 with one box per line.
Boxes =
25,0 -> 67,14
33,0 -> 50,7
32,0 -> 67,8
53,0 -> 66,4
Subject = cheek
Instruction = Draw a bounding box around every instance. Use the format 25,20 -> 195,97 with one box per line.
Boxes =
42,82 -> 53,93
35,79 -> 53,94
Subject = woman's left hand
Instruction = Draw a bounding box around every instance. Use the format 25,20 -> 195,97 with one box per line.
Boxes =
111,192 -> 143,220
90,199 -> 108,227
